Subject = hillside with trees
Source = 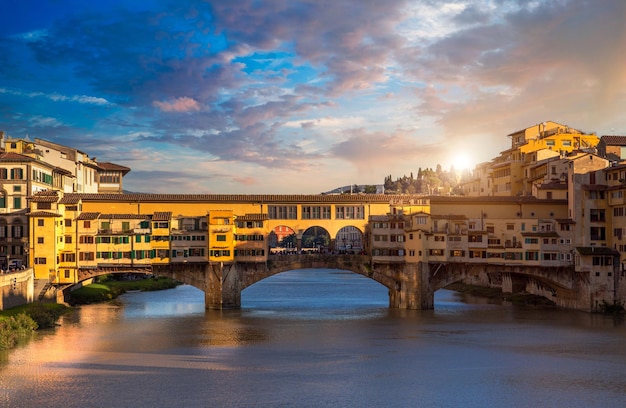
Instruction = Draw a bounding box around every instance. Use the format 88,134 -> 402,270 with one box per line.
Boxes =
383,165 -> 465,195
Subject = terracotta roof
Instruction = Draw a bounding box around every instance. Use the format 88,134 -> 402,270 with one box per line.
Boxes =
61,193 -> 565,205
97,162 -> 131,175
53,168 -> 73,176
27,211 -> 61,217
0,152 -> 35,162
576,247 -> 619,256
76,212 -> 101,220
29,190 -> 59,202
521,231 -> 560,237
600,135 -> 626,146
555,218 -> 576,224
152,212 -> 172,221
100,213 -> 151,220
59,195 -> 82,204
431,214 -> 467,220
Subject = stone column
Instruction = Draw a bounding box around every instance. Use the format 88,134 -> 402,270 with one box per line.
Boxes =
205,262 -> 241,309
387,262 -> 433,309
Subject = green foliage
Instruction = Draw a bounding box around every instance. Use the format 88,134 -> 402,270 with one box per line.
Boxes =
24,303 -> 67,329
0,314 -> 37,349
383,164 -> 462,195
70,276 -> 181,305
364,185 -> 378,194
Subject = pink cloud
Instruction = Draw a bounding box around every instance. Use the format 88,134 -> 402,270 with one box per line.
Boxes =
153,97 -> 201,112
232,176 -> 258,186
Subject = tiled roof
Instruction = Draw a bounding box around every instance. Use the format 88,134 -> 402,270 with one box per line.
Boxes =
600,135 -> 626,146
0,152 -> 35,162
101,213 -> 152,220
152,211 -> 172,221
27,211 -> 61,217
431,214 -> 467,220
59,195 -> 82,204
61,193 -> 564,205
555,218 -> 576,224
29,190 -> 59,202
430,195 -> 568,204
521,231 -> 560,237
576,247 -> 619,256
76,212 -> 101,220
97,162 -> 131,175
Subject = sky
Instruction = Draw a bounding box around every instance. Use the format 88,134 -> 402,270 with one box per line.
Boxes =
1,0 -> 625,194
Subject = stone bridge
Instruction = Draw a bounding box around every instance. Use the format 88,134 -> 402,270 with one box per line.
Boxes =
145,255 -> 596,311
152,254 -> 429,310
59,255 -> 598,311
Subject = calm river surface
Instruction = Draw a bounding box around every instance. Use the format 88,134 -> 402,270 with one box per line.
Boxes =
2,269 -> 626,408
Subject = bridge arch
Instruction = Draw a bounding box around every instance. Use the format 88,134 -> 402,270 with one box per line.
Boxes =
268,225 -> 297,253
301,226 -> 330,252
428,262 -> 580,308
335,225 -> 364,253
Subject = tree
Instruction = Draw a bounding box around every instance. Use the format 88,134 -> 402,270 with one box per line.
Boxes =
364,185 -> 378,194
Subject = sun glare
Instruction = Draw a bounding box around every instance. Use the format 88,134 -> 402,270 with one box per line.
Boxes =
453,153 -> 472,171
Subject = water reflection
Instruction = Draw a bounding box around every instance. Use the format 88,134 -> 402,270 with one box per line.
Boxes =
1,269 -> 626,408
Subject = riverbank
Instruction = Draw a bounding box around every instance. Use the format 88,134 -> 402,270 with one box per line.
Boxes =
69,275 -> 182,305
0,303 -> 69,349
0,276 -> 181,349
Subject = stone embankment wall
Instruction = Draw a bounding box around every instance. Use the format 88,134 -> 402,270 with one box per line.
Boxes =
0,269 -> 34,310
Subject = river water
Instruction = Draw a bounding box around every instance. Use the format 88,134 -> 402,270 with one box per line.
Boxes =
1,269 -> 626,408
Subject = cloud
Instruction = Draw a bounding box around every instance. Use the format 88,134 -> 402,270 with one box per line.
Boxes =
29,115 -> 63,128
0,87 -> 110,105
153,97 -> 201,112
1,0 -> 626,195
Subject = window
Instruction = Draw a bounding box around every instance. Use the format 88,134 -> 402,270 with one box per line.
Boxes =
590,227 -> 606,241
590,209 -> 606,222
79,252 -> 95,261
35,257 -> 46,264
99,171 -> 120,183
37,237 -> 44,244
301,206 -> 331,219
13,197 -> 21,209
38,219 -> 44,227
10,168 -> 23,179
335,206 -> 364,219
268,205 -> 297,219
60,253 -> 75,262
84,221 -> 91,228
65,219 -> 72,227
216,235 -> 227,241
79,236 -> 94,244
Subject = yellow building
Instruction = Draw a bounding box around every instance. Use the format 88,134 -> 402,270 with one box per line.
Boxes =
234,214 -> 269,262
208,210 -> 235,263
171,215 -> 208,264
465,121 -> 600,197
